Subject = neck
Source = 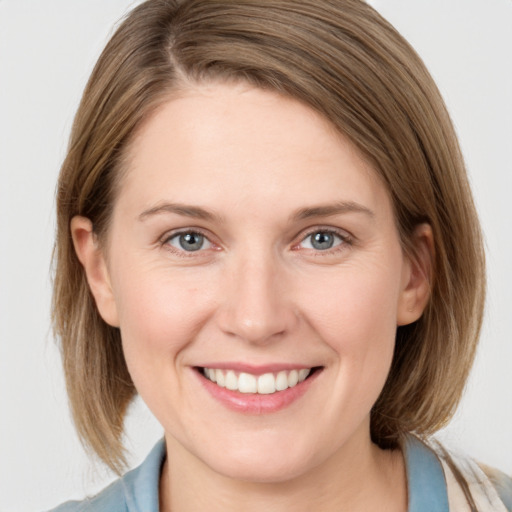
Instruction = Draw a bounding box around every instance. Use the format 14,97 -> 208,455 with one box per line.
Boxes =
159,431 -> 407,512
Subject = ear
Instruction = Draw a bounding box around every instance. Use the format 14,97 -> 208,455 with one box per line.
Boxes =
71,216 -> 120,327
397,223 -> 434,326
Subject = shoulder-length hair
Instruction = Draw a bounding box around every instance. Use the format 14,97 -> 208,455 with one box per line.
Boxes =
53,0 -> 485,473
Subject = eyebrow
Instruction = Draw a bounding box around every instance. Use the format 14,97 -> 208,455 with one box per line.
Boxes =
138,200 -> 374,223
138,203 -> 221,222
292,201 -> 375,221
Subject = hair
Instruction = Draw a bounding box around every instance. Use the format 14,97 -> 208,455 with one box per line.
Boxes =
53,0 -> 485,474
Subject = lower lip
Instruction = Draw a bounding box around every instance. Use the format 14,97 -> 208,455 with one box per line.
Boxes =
195,368 -> 322,414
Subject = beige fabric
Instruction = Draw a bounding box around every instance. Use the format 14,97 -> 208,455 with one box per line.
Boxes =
434,444 -> 509,512
441,460 -> 472,512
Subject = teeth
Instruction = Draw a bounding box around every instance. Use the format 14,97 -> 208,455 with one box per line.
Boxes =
202,367 -> 312,394
275,371 -> 288,391
238,373 -> 257,393
257,373 -> 276,394
298,369 -> 309,381
225,370 -> 237,390
215,369 -> 226,387
288,369 -> 299,387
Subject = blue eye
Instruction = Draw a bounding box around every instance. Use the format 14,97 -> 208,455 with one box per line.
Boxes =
301,230 -> 344,251
167,232 -> 212,252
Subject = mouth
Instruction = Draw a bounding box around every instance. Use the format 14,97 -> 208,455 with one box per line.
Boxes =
195,365 -> 323,413
199,367 -> 319,395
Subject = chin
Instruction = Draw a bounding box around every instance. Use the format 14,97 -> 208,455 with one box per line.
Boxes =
196,434 -> 322,484
210,455 -> 314,484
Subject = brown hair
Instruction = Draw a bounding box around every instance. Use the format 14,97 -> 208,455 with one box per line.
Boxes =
53,0 -> 485,473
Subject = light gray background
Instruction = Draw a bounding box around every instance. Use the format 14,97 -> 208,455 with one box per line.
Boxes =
0,1 -> 510,510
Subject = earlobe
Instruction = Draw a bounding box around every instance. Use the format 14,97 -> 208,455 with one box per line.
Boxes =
397,223 -> 434,326
71,216 -> 120,327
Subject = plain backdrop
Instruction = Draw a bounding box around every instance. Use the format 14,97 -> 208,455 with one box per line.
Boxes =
0,1 -> 511,510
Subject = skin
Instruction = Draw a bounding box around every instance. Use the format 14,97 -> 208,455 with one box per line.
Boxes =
72,82 -> 432,511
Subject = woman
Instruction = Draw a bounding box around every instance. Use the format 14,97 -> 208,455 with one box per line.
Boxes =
48,0 -> 511,510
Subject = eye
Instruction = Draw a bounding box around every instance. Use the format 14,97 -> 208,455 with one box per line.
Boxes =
299,230 -> 345,251
166,231 -> 212,252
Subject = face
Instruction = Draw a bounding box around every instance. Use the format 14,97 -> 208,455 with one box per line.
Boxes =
76,82 -> 428,483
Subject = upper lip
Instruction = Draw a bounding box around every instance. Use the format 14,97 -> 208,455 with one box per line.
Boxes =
196,362 -> 318,375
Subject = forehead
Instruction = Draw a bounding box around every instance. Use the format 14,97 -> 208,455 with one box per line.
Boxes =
119,82 -> 390,220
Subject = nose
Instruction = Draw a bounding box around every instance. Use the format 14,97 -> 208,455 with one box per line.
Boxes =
215,253 -> 298,345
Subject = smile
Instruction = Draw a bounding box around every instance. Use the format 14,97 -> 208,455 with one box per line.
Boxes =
196,365 -> 323,414
202,367 -> 311,394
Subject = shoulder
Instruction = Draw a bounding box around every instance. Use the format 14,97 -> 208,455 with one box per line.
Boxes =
45,478 -> 126,512
479,463 -> 512,511
429,438 -> 512,512
44,439 -> 166,512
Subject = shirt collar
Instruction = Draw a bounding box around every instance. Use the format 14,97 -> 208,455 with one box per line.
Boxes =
122,435 -> 449,512
122,438 -> 166,512
405,435 -> 449,512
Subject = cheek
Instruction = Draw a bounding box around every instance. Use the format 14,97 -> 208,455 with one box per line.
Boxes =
111,267 -> 218,424
112,266 -> 214,369
280,261 -> 403,445
300,263 -> 401,353
296,261 -> 402,407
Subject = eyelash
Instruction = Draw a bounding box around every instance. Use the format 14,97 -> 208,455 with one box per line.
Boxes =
159,227 -> 354,257
294,228 -> 353,254
159,228 -> 215,258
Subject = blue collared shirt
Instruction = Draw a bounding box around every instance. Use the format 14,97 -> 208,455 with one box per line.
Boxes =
49,436 -> 509,512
